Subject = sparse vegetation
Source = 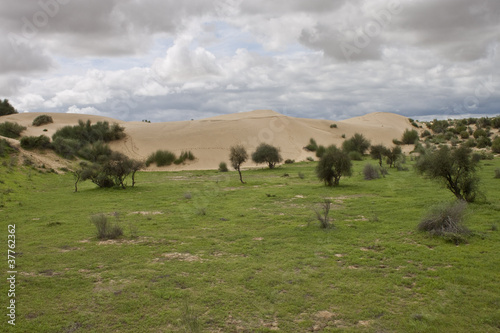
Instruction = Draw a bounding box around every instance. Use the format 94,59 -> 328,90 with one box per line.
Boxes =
314,199 -> 333,229
174,151 -> 195,165
363,163 -> 380,180
418,201 -> 470,242
0,138 -> 15,157
91,213 -> 123,240
0,99 -> 18,116
20,135 -> 52,150
32,115 -> 54,126
146,150 -> 176,167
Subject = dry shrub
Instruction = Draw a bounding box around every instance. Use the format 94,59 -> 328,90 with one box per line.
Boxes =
418,201 -> 470,243
91,214 -> 123,240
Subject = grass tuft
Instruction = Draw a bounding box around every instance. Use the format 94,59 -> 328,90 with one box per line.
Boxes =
91,214 -> 123,240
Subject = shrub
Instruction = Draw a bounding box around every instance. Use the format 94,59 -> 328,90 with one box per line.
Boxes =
315,145 -> 326,158
0,99 -> 18,116
430,119 -> 449,133
421,130 -> 431,138
174,151 -> 195,165
305,138 -> 318,152
20,135 -> 52,150
473,128 -> 488,139
385,146 -> 402,168
284,159 -> 295,164
314,199 -> 333,229
416,145 -> 480,202
494,168 -> 500,179
342,133 -> 371,155
306,156 -> 314,162
463,138 -> 476,148
146,150 -> 176,167
316,145 -> 352,186
251,143 -> 282,169
91,214 -> 123,240
32,115 -> 53,126
229,145 -> 248,184
460,130 -> 469,139
0,139 -> 15,157
330,124 -> 337,128
370,144 -> 389,167
402,129 -> 419,145
392,138 -> 402,145
218,162 -> 228,172
51,137 -> 82,159
418,201 -> 470,241
363,164 -> 380,180
492,137 -> 500,154
492,117 -> 500,129
0,122 -> 26,139
476,136 -> 491,148
348,151 -> 363,161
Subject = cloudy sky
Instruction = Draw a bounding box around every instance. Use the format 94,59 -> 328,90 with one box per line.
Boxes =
1,0 -> 499,122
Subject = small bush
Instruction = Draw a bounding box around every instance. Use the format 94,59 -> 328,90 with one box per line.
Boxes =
32,115 -> 53,126
402,129 -> 419,145
146,150 -> 176,167
473,128 -> 488,139
0,122 -> 26,139
284,159 -> 295,164
174,150 -> 195,165
476,136 -> 491,148
298,172 -> 305,179
421,130 -> 431,138
218,162 -> 228,172
492,137 -> 500,154
306,157 -> 314,162
494,168 -> 500,179
363,164 -> 380,180
460,131 -> 469,139
463,138 -> 476,148
418,201 -> 470,240
330,124 -> 337,128
348,151 -> 363,161
20,135 -> 52,150
184,192 -> 192,199
305,138 -> 318,152
91,214 -> 123,240
314,199 -> 333,229
0,139 -> 15,157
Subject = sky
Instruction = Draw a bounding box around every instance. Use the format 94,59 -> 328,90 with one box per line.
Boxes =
1,0 -> 499,122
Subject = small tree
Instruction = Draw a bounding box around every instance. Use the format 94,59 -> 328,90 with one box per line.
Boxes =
0,99 -> 18,116
385,146 -> 402,168
229,145 -> 248,184
370,144 -> 389,167
32,115 -> 53,126
251,143 -> 282,169
130,159 -> 144,187
342,133 -> 371,155
415,145 -> 480,202
316,145 -> 352,186
401,129 -> 419,145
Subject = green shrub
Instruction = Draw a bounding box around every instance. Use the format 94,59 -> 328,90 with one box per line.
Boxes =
305,138 -> 318,152
284,159 -> 295,164
0,122 -> 26,139
342,133 -> 371,155
251,143 -> 282,169
495,168 -> 500,179
330,124 -> 337,128
463,138 -> 476,148
91,214 -> 123,240
491,137 -> 500,153
146,150 -> 176,167
402,129 -> 419,145
32,115 -> 53,127
20,135 -> 52,150
421,130 -> 431,138
316,145 -> 352,186
174,151 -> 196,165
476,136 -> 491,148
306,156 -> 314,162
363,164 -> 380,180
348,151 -> 363,161
218,162 -> 228,172
0,139 -> 15,157
315,145 -> 326,158
0,99 -> 17,116
473,128 -> 488,139
418,201 -> 470,241
460,130 -> 470,139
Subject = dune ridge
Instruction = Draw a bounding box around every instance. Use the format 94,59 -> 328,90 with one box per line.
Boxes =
1,110 -> 414,171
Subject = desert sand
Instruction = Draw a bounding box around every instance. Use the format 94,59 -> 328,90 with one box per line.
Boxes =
1,110 -> 415,171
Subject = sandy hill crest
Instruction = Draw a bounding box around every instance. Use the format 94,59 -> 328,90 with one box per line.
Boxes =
1,110 -> 414,171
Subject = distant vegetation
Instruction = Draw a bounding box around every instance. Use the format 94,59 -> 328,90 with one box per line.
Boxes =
0,121 -> 26,139
251,143 -> 282,169
0,99 -> 17,116
20,135 -> 52,150
32,115 -> 53,126
218,161 -> 228,172
146,150 -> 195,167
229,145 -> 248,183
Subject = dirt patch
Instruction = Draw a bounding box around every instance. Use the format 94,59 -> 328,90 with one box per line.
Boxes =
153,252 -> 203,263
128,211 -> 163,215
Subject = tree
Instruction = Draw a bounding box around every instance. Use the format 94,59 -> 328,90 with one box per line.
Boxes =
130,159 -> 144,187
251,143 -> 282,169
342,133 -> 371,155
0,99 -> 18,116
385,146 -> 402,168
316,145 -> 352,186
370,144 -> 389,167
229,145 -> 248,184
415,145 -> 480,202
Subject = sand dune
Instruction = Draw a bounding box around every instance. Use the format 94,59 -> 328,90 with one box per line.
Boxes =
1,110 -> 415,171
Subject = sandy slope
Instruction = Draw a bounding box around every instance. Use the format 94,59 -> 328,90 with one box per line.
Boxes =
1,110 -> 414,171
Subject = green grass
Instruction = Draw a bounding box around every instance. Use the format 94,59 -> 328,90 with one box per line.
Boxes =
1,158 -> 500,332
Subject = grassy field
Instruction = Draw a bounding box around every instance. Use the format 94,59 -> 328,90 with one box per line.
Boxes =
1,157 -> 499,332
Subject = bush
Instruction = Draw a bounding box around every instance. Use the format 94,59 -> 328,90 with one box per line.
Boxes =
51,137 -> 82,159
385,146 -> 402,168
305,138 -> 318,152
218,162 -> 228,172
316,145 -> 352,186
146,150 -> 176,167
91,214 -> 123,240
463,138 -> 476,148
32,115 -> 53,127
315,145 -> 326,158
306,156 -> 314,162
418,201 -> 470,240
402,129 -> 419,145
348,151 -> 363,161
342,133 -> 371,155
20,135 -> 52,150
495,169 -> 500,179
363,164 -> 380,180
421,130 -> 431,138
492,137 -> 500,154
460,130 -> 470,139
251,143 -> 282,169
174,151 -> 195,165
284,159 -> 295,164
0,99 -> 18,116
229,145 -> 248,184
473,128 -> 488,139
370,144 -> 389,167
476,136 -> 491,148
0,139 -> 15,157
330,124 -> 337,128
0,122 -> 26,139
314,199 -> 333,229
416,145 -> 480,202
